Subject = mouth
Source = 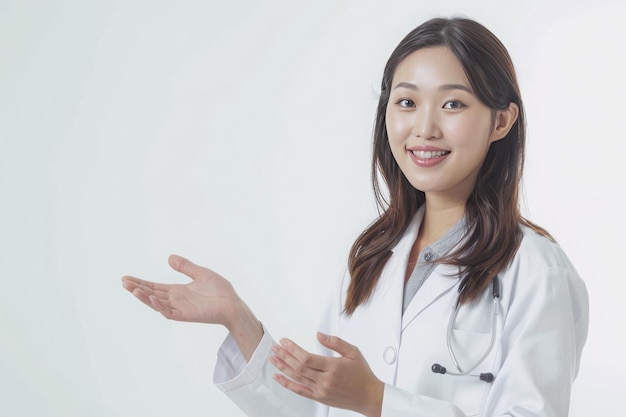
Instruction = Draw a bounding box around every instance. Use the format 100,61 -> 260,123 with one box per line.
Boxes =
411,150 -> 451,159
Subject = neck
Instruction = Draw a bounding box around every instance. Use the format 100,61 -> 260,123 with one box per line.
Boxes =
419,199 -> 465,245
404,199 -> 465,284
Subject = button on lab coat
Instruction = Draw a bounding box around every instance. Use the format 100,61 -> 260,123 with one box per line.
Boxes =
213,213 -> 589,417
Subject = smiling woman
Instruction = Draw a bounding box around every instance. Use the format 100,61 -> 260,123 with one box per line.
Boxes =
122,16 -> 588,417
384,46 -> 519,285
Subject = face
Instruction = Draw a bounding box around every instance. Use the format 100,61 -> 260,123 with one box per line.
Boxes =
385,46 -> 508,204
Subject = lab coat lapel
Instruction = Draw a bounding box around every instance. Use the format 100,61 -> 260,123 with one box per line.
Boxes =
371,217 -> 418,302
401,265 -> 460,330
379,207 -> 461,331
370,210 -> 422,320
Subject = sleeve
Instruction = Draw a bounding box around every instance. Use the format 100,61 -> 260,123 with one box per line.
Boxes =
212,271 -> 348,417
479,265 -> 589,416
213,325 -> 328,417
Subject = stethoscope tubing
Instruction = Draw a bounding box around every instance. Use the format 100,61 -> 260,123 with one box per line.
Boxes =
446,294 -> 499,375
432,277 -> 501,383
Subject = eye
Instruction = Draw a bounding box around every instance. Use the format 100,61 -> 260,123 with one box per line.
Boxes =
396,98 -> 415,108
443,100 -> 464,109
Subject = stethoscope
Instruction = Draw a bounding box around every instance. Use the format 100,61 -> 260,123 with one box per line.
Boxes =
431,277 -> 501,383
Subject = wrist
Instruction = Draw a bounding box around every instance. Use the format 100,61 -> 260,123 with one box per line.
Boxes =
361,379 -> 384,417
224,299 -> 264,362
222,297 -> 245,330
224,298 -> 258,332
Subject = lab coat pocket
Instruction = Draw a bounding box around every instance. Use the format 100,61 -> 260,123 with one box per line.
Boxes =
444,329 -> 496,416
449,328 -> 495,373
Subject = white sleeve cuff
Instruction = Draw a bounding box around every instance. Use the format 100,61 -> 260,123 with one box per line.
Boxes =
212,325 -> 274,390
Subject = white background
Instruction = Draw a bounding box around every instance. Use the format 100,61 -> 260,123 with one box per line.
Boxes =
1,0 -> 624,416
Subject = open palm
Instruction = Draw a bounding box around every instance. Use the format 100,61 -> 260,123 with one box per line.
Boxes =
122,254 -> 240,326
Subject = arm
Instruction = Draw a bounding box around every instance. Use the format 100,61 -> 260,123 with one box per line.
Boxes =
214,328 -> 326,417
123,254 -> 324,417
479,266 -> 589,416
268,270 -> 385,417
271,333 -> 385,417
268,265 -> 589,417
122,254 -> 263,361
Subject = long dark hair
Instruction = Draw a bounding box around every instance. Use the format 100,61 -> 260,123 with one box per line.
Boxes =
345,17 -> 551,314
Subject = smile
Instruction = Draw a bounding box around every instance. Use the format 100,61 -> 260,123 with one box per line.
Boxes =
411,150 -> 450,159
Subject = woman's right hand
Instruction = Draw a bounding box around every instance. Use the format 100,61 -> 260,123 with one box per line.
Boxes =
122,254 -> 241,325
122,254 -> 263,360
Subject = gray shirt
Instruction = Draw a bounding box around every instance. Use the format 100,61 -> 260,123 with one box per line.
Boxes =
402,216 -> 467,313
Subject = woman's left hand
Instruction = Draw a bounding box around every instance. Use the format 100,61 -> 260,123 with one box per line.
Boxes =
269,332 -> 384,417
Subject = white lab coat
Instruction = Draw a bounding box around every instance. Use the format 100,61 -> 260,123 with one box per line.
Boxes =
213,211 -> 589,417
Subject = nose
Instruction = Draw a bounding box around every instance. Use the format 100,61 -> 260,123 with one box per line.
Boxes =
410,106 -> 441,140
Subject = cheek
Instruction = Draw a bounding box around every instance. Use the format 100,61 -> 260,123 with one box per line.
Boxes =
385,121 -> 405,162
445,118 -> 492,148
385,109 -> 410,143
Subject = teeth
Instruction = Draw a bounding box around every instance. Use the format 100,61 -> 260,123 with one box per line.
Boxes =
412,150 -> 449,159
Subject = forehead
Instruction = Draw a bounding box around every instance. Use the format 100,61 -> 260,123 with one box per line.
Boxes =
391,46 -> 470,88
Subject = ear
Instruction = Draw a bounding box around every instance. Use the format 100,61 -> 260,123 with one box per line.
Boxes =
490,102 -> 519,142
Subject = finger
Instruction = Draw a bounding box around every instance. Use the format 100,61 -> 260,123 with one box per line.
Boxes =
317,332 -> 358,358
167,254 -> 209,281
128,284 -> 174,313
269,354 -> 316,387
279,338 -> 327,372
270,346 -> 318,386
122,275 -> 172,293
128,287 -> 159,313
123,277 -> 182,320
150,295 -> 187,321
122,279 -> 170,300
150,295 -> 174,318
272,373 -> 315,399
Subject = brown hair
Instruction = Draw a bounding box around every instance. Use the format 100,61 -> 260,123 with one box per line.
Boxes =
345,17 -> 552,315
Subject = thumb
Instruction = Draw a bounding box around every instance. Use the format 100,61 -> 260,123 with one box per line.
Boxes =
168,254 -> 205,280
317,332 -> 358,358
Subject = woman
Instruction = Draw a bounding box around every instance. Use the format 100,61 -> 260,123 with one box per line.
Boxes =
122,17 -> 588,417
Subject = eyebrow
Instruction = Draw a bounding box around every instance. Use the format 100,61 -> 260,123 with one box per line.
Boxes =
392,82 -> 474,94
